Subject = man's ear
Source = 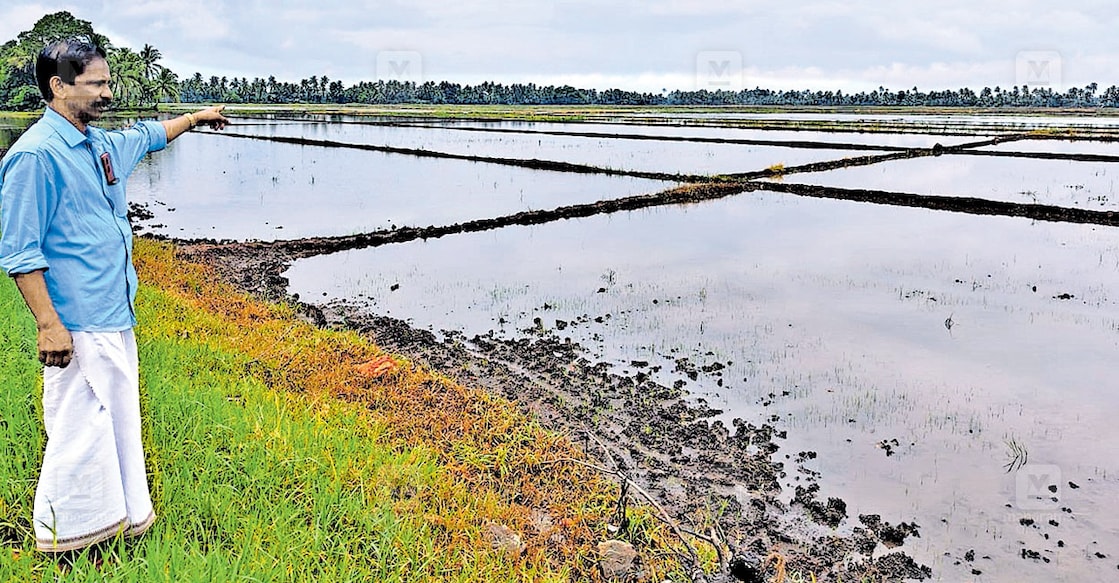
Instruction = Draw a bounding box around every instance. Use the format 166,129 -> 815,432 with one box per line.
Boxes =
49,76 -> 68,101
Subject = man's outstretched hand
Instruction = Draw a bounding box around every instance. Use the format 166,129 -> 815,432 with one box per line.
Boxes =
164,105 -> 231,142
193,105 -> 229,130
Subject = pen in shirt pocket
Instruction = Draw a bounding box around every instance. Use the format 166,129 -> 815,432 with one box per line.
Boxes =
99,152 -> 119,185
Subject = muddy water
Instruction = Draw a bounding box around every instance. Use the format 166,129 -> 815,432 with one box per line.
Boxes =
284,188 -> 1119,582
763,155 -> 1119,209
127,132 -> 675,240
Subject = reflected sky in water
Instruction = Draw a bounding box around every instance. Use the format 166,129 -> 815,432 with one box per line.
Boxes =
286,190 -> 1119,582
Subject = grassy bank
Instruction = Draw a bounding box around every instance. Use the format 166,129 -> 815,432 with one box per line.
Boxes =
0,239 -> 693,582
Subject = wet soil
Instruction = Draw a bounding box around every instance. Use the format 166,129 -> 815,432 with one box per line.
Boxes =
175,236 -> 932,582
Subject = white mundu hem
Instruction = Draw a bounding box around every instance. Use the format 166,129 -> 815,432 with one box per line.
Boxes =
33,329 -> 156,552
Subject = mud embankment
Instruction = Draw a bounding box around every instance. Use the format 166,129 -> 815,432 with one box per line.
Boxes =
758,181 -> 1119,226
327,119 -> 914,152
178,182 -> 746,261
216,132 -> 705,182
954,149 -> 1119,162
163,133 -> 1119,269
178,237 -> 934,583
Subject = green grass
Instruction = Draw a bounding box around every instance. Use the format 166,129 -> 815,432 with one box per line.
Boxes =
0,275 -> 571,582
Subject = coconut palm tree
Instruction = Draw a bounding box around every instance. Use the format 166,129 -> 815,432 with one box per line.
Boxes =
152,66 -> 179,103
139,43 -> 162,81
107,47 -> 147,107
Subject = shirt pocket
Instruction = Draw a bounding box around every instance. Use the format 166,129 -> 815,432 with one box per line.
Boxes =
106,179 -> 128,219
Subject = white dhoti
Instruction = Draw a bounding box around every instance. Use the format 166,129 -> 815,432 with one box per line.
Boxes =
34,329 -> 156,552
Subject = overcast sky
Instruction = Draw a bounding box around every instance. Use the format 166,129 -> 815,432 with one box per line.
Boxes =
1,1 -> 1114,93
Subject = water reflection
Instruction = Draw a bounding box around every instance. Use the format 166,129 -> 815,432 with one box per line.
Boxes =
375,118 -> 982,149
764,154 -> 1119,209
285,191 -> 1119,582
128,133 -> 675,240
229,119 -> 876,175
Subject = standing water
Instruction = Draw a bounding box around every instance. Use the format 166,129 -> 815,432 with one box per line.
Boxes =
121,112 -> 1119,582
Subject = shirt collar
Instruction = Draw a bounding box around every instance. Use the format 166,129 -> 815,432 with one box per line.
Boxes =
43,106 -> 90,147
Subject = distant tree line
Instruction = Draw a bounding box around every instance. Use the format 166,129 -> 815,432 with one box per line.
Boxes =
2,12 -> 1118,111
179,76 -> 1119,108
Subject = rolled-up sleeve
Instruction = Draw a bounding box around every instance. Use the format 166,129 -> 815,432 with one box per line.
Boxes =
0,152 -> 52,276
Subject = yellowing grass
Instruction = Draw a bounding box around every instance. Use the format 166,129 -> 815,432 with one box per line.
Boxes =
0,238 -> 691,581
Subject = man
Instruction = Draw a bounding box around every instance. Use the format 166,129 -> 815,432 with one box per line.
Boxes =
0,37 -> 228,553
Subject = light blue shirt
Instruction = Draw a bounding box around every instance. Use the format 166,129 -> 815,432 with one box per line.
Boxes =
0,107 -> 167,332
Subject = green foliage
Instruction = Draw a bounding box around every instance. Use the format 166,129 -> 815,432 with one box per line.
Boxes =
14,12 -> 100,53
0,11 -> 169,111
106,47 -> 148,109
4,85 -> 40,110
152,68 -> 180,103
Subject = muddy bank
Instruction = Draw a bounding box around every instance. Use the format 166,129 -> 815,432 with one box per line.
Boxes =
731,134 -> 1027,180
954,148 -> 1119,162
175,236 -> 932,582
320,119 -> 915,152
758,182 -> 1119,227
207,130 -> 1031,186
214,132 -> 705,183
166,182 -> 745,262
150,166 -> 1119,272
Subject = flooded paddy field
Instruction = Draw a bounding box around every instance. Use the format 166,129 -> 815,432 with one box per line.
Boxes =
355,118 -> 988,149
223,118 -> 877,176
762,155 -> 1119,209
127,133 -> 674,240
9,106 -> 1119,581
976,138 -> 1119,157
286,190 -> 1119,582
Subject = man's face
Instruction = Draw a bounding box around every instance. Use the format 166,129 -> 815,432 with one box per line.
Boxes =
54,57 -> 113,124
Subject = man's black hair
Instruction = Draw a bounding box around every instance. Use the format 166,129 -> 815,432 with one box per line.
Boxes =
35,38 -> 108,102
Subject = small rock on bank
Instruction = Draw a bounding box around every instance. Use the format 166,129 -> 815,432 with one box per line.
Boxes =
598,539 -> 638,580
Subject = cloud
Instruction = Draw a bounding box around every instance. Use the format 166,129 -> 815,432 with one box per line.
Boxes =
100,0 -> 232,42
0,3 -> 78,42
3,1 -> 1117,91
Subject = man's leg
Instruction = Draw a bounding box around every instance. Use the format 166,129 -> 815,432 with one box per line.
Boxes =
34,333 -> 129,552
33,330 -> 156,552
114,330 -> 156,536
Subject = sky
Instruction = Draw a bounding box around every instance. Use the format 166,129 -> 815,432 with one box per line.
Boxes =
1,1 -> 1115,93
